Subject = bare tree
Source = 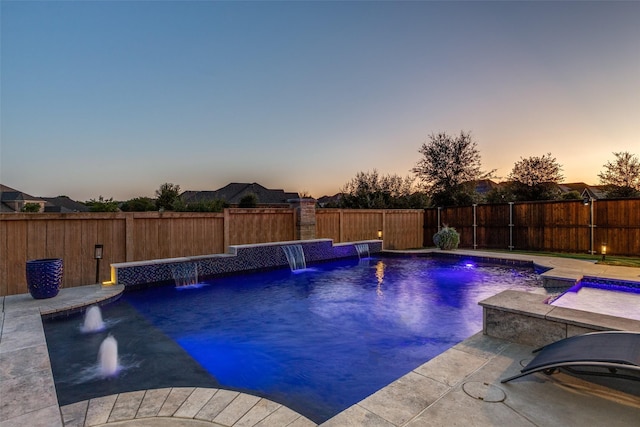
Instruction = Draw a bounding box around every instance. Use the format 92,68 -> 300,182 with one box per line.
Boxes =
598,151 -> 640,198
412,131 -> 493,206
507,153 -> 564,201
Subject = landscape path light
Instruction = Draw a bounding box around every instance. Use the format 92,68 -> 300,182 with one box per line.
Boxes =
94,244 -> 103,284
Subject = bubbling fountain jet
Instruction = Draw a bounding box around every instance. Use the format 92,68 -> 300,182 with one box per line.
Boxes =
98,335 -> 120,377
81,305 -> 105,333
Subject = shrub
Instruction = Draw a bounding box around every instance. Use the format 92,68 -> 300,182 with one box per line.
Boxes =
21,202 -> 42,213
239,193 -> 258,208
433,226 -> 460,250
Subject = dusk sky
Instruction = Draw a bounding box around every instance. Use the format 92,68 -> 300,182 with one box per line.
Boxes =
1,1 -> 638,202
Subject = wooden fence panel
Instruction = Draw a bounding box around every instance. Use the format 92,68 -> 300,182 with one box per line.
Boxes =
341,210 -> 383,242
5,219 -> 27,295
133,217 -> 159,261
424,198 -> 640,256
228,209 -> 295,245
439,206 -> 474,247
27,220 -> 47,260
476,204 -> 510,249
0,219 -> 6,296
316,210 -> 341,243
64,219 -> 84,290
384,210 -> 424,250
130,213 -> 224,261
422,209 -> 439,247
596,199 -> 640,256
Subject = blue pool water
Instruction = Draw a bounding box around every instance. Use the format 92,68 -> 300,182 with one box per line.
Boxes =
45,256 -> 542,423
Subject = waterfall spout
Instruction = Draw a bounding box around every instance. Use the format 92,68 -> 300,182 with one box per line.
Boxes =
355,243 -> 370,259
282,245 -> 307,271
171,262 -> 199,287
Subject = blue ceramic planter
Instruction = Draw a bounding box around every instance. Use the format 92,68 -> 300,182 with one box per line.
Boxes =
26,258 -> 63,299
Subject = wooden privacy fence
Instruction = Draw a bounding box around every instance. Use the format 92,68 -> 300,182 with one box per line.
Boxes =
0,207 -> 425,296
0,209 -> 295,296
424,199 -> 640,256
316,209 -> 425,250
3,199 -> 637,296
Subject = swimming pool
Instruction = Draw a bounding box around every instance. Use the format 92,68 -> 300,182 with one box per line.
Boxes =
44,255 -> 542,423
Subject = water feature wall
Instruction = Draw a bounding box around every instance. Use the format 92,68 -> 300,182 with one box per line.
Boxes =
112,239 -> 382,288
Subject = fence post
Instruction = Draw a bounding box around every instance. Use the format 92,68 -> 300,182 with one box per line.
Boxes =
437,207 -> 442,231
589,198 -> 596,254
472,204 -> 477,249
223,208 -> 230,253
125,213 -> 135,261
508,202 -> 514,251
381,210 -> 386,249
290,198 -> 317,240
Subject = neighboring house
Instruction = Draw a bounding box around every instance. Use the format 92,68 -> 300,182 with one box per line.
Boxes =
474,179 -> 499,195
558,183 -> 607,200
41,196 -> 89,213
317,193 -> 343,207
1,184 -> 88,212
0,184 -> 47,212
580,185 -> 607,200
181,183 -> 300,207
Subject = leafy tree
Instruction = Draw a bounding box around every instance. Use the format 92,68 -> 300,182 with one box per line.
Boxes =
598,151 -> 640,198
21,202 -> 41,212
560,190 -> 582,200
507,153 -> 564,201
339,170 -> 428,209
155,183 -> 181,211
484,186 -> 513,204
412,131 -> 493,206
239,193 -> 258,208
120,197 -> 157,212
87,196 -> 119,212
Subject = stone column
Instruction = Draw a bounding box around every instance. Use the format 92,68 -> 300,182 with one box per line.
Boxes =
289,198 -> 317,240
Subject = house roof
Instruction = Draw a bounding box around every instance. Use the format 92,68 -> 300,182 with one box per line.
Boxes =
1,184 -> 40,202
475,179 -> 499,194
1,184 -> 88,212
182,183 -> 299,205
558,182 -> 607,199
42,196 -> 89,212
1,184 -> 46,212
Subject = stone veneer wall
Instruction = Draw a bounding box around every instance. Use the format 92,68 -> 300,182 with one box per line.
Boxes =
479,290 -> 640,348
290,198 -> 317,240
112,239 -> 382,288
